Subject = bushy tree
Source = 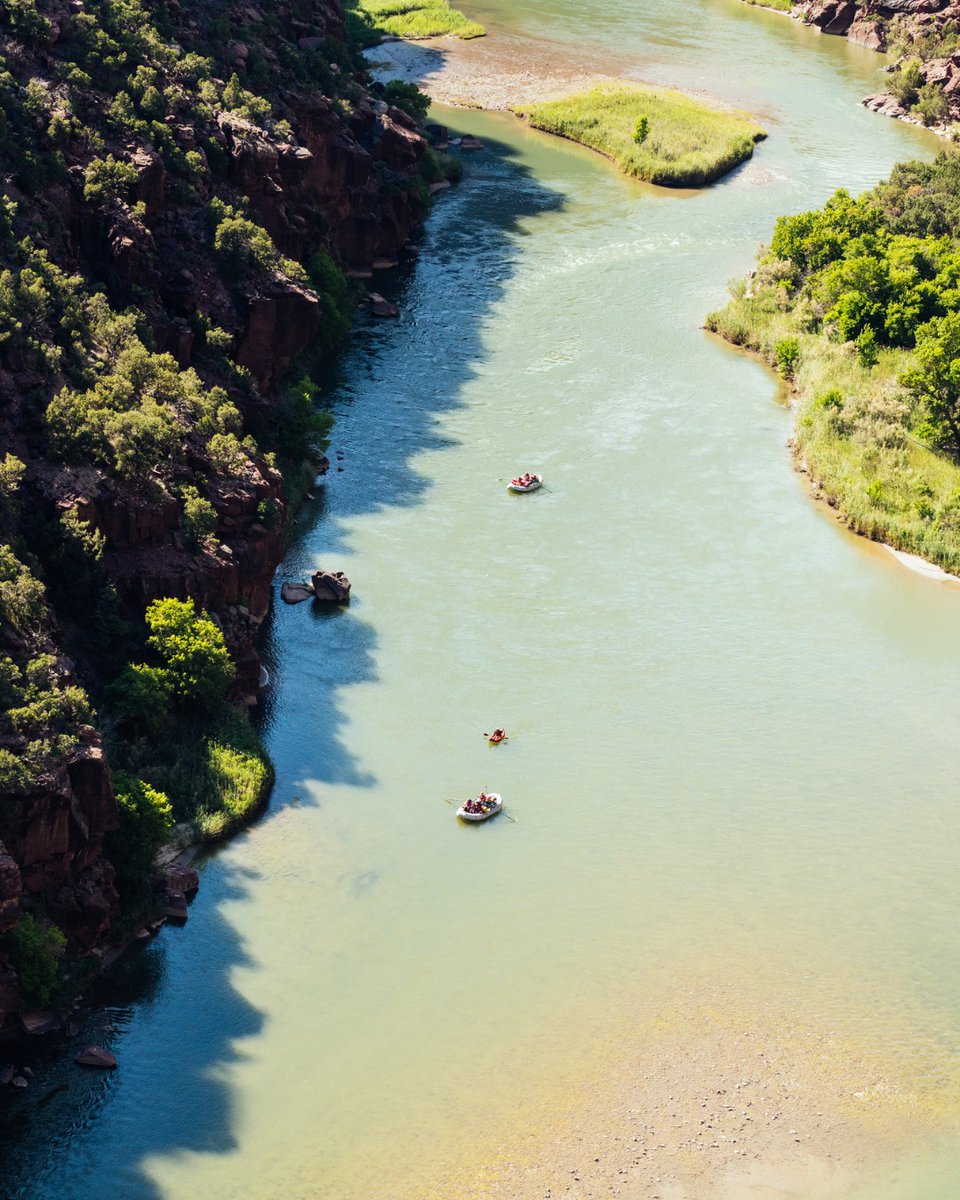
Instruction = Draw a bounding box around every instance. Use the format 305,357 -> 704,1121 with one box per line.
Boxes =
180,485 -> 218,549
901,311 -> 960,456
383,80 -> 430,121
83,154 -> 138,206
105,772 -> 174,884
633,115 -> 649,146
145,598 -> 235,703
107,662 -> 172,732
775,337 -> 800,380
0,453 -> 25,527
2,914 -> 66,1008
0,544 -> 47,644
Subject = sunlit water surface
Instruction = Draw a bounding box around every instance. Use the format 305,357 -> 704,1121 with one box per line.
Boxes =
5,2 -> 960,1197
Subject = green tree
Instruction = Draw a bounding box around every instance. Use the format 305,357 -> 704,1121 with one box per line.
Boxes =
180,485 -> 218,549
83,154 -> 138,206
145,598 -> 235,703
383,80 -> 430,121
2,914 -> 66,1008
901,311 -> 960,456
106,662 -> 172,733
0,453 -> 25,528
633,114 -> 649,146
775,336 -> 801,380
105,772 -> 174,884
213,215 -> 275,276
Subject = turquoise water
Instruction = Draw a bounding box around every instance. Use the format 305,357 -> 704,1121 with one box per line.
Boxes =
5,3 -> 960,1197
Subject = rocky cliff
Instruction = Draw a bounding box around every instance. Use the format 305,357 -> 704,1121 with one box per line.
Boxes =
0,0 -> 435,1026
785,1 -> 960,129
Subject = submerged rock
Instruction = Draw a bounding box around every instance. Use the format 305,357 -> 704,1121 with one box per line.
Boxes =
281,582 -> 316,604
366,291 -> 400,317
75,1046 -> 117,1069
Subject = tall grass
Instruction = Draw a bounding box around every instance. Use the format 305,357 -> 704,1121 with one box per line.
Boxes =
513,85 -> 766,187
346,0 -> 484,43
114,701 -> 274,843
706,286 -> 960,574
740,0 -> 793,11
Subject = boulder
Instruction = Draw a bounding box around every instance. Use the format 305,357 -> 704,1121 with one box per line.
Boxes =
311,570 -> 351,603
12,1074 -> 28,1088
366,291 -> 399,317
0,1063 -> 14,1085
862,92 -> 907,116
20,1010 -> 60,1036
163,890 -> 189,921
848,18 -> 885,48
281,582 -> 315,604
75,1045 -> 117,1069
459,135 -> 484,151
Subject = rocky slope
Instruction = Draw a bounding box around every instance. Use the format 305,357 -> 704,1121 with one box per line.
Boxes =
784,1 -> 960,129
0,0 -> 435,1026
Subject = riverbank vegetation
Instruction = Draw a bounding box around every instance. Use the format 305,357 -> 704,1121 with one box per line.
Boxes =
706,152 -> 960,573
513,85 -> 766,187
345,0 -> 484,47
0,0 -> 442,1017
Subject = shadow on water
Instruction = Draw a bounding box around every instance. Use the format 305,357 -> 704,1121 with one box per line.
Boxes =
257,126 -> 565,807
0,860 -> 264,1200
1,128 -> 564,1196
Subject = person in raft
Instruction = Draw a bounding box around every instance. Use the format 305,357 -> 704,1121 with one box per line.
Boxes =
487,728 -> 507,744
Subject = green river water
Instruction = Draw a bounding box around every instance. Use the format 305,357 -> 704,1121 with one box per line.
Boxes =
6,2 -> 960,1196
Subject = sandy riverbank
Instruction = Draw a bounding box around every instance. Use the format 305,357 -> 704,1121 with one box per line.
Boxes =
364,34 -> 621,111
419,972 -> 948,1200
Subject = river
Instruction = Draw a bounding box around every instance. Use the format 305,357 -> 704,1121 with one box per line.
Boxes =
6,2 -> 960,1197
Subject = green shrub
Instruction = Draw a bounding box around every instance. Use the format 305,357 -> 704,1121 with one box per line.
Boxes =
383,80 -> 430,121
0,747 -> 33,794
633,115 -> 649,146
207,431 -> 248,475
83,155 -> 138,206
106,772 -> 174,884
213,214 -> 275,276
180,485 -> 218,549
145,598 -> 235,704
2,914 -> 66,1008
107,662 -> 172,733
890,58 -> 924,107
775,336 -> 801,379
0,544 -> 47,643
0,453 -> 25,527
914,82 -> 949,127
855,327 -> 879,367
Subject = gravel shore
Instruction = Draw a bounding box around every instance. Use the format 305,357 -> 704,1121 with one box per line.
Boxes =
364,33 -> 619,111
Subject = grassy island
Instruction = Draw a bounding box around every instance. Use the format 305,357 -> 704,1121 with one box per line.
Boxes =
512,84 -> 766,187
706,153 -> 960,574
346,0 -> 485,45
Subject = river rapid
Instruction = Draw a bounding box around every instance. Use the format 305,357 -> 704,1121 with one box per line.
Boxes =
6,1 -> 960,1197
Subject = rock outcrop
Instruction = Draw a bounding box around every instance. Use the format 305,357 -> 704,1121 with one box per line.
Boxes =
0,0 -> 437,1027
770,1 -> 960,130
2,740 -> 119,951
312,569 -> 351,603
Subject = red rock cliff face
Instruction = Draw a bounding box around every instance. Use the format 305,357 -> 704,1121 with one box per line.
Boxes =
0,0 -> 435,1026
1,735 -> 119,951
